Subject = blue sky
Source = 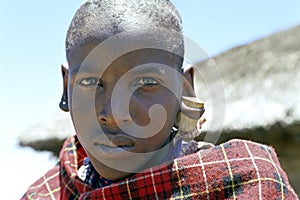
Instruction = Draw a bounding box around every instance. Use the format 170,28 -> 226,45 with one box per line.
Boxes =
1,0 -> 300,139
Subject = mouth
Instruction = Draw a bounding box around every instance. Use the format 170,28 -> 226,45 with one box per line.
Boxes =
94,135 -> 136,156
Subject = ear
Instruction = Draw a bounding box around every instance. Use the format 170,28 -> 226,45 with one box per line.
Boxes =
182,65 -> 196,97
59,63 -> 69,112
179,65 -> 205,120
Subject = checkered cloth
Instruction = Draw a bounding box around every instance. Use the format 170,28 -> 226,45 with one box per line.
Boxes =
21,135 -> 298,200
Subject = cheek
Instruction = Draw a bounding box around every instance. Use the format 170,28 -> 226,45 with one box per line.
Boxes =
68,79 -> 100,147
138,106 -> 177,153
129,88 -> 180,129
129,96 -> 151,126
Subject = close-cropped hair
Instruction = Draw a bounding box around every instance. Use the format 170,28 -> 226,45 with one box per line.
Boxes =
65,0 -> 184,67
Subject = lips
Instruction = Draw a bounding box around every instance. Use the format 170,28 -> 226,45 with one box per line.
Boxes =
110,135 -> 135,147
94,134 -> 136,156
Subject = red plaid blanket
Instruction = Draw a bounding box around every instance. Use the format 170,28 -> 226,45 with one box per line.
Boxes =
21,135 -> 298,199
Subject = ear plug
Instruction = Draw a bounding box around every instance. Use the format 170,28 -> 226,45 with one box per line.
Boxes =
176,96 -> 205,141
59,97 -> 69,112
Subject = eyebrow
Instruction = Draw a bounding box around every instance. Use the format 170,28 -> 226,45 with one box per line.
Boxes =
70,66 -> 102,75
132,65 -> 166,75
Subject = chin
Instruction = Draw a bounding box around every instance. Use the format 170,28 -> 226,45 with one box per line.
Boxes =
97,162 -> 136,181
88,153 -> 143,181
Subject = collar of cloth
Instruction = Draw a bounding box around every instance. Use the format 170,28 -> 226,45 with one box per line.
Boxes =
21,135 -> 298,199
77,136 -> 184,188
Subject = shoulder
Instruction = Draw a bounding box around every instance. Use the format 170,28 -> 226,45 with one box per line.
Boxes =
173,139 -> 297,199
20,163 -> 61,199
196,138 -> 285,175
178,139 -> 298,199
20,135 -> 86,200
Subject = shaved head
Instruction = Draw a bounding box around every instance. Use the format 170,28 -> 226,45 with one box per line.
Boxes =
65,0 -> 184,66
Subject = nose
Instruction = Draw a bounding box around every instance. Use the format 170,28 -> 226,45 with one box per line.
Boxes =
97,97 -> 132,131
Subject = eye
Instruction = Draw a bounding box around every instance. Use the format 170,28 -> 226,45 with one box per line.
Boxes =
136,77 -> 160,88
79,77 -> 103,87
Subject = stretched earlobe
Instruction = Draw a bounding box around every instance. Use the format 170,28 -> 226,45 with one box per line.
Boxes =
59,63 -> 69,112
180,96 -> 204,120
175,96 -> 205,141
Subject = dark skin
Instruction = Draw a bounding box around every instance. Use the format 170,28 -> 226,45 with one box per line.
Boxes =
60,38 -> 203,181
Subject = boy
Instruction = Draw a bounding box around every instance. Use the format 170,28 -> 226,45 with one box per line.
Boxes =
21,0 -> 298,199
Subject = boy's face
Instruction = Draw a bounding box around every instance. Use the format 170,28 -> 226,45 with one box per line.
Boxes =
66,39 -> 183,180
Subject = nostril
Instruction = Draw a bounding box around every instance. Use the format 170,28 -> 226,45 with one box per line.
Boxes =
99,117 -> 107,122
98,114 -> 131,126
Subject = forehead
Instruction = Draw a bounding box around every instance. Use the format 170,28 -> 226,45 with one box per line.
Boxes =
68,41 -> 181,75
67,28 -> 183,71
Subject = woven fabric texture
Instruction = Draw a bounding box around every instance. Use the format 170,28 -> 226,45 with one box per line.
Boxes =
21,135 -> 298,200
